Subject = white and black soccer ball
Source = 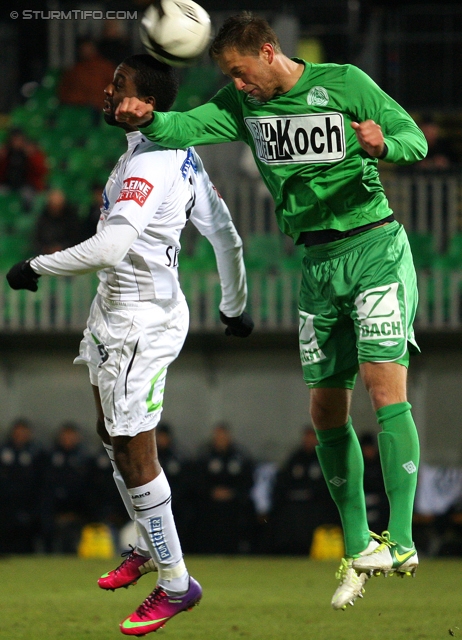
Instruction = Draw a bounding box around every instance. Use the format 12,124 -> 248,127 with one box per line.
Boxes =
140,0 -> 212,67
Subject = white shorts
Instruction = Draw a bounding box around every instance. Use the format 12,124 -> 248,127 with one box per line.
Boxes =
74,294 -> 189,437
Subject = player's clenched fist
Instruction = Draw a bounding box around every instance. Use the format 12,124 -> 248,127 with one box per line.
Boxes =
116,98 -> 154,127
351,120 -> 387,158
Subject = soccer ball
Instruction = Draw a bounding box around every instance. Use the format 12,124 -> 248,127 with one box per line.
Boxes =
140,0 -> 212,67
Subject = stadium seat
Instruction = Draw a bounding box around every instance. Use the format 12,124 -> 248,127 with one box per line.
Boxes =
54,105 -> 96,133
0,235 -> 30,270
191,235 -> 217,271
0,193 -> 25,230
67,148 -> 107,180
282,245 -> 304,272
9,107 -> 48,139
407,232 -> 439,269
244,233 -> 285,273
172,65 -> 221,112
437,233 -> 462,269
85,128 -> 126,160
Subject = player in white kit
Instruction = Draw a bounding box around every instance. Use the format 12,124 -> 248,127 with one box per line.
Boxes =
6,54 -> 253,636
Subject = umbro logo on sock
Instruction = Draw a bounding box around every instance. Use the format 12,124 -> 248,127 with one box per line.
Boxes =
329,476 -> 347,487
402,461 -> 417,474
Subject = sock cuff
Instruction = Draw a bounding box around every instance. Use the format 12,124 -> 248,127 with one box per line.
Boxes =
103,443 -> 114,455
376,401 -> 412,425
129,471 -> 170,509
315,416 -> 353,446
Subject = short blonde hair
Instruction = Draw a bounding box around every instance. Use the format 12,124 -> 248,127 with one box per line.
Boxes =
210,12 -> 282,60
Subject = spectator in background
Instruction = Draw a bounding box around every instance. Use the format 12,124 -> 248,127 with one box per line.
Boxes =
84,446 -> 128,530
0,418 -> 45,553
80,183 -> 105,241
34,188 -> 81,255
417,115 -> 459,171
98,19 -> 133,66
58,37 -> 116,116
155,422 -> 195,550
269,425 -> 340,555
40,422 -> 90,553
359,432 -> 389,535
192,422 -> 255,554
0,128 -> 48,208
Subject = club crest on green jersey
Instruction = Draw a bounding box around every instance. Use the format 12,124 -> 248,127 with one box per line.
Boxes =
307,86 -> 329,106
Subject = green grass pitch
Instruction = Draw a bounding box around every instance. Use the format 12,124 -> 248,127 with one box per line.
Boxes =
0,555 -> 461,640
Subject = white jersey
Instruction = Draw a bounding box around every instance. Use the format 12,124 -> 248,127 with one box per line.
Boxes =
98,131 -> 232,302
31,131 -> 247,317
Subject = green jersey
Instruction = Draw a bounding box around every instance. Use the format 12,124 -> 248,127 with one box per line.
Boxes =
141,61 -> 427,243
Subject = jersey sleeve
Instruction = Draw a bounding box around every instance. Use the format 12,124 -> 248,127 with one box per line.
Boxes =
186,148 -> 247,317
188,148 -> 233,235
346,65 -> 427,165
140,84 -> 247,149
108,148 -> 173,234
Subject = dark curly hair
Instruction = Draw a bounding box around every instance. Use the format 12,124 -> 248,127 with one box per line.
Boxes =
122,54 -> 179,112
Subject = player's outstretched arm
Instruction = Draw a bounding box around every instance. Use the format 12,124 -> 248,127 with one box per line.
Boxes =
187,148 -> 253,338
5,222 -> 138,290
205,224 -> 254,338
116,97 -> 154,128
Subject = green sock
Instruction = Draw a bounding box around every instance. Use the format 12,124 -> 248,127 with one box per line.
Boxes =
315,418 -> 370,557
376,402 -> 420,549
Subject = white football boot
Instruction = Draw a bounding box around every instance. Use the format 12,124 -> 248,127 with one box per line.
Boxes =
352,531 -> 418,577
331,537 -> 380,610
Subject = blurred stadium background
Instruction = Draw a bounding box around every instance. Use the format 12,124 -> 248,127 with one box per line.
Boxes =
0,0 -> 462,562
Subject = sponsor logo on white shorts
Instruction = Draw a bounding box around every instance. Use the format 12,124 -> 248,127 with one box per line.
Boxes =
245,112 -> 345,164
355,283 -> 404,341
299,310 -> 327,365
116,176 -> 153,206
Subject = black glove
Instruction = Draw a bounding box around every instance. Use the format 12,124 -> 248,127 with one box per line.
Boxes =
219,310 -> 254,338
6,259 -> 41,292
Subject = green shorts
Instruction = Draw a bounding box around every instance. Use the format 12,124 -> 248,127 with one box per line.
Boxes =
298,221 -> 420,389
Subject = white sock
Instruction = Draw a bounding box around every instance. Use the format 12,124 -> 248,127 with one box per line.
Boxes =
103,443 -> 150,557
128,470 -> 189,594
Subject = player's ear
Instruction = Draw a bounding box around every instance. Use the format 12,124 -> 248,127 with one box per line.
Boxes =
145,96 -> 156,111
261,43 -> 274,63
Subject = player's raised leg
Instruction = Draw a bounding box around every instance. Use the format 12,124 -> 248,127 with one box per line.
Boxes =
93,386 -> 157,590
113,428 -> 201,636
310,386 -> 378,610
353,362 -> 419,577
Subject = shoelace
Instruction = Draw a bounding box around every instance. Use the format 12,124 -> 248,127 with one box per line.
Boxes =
335,557 -> 359,584
369,530 -> 394,552
114,545 -> 137,573
136,587 -> 167,619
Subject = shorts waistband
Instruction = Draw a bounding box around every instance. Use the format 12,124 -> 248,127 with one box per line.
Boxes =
299,215 -> 395,247
305,220 -> 400,260
99,295 -> 181,311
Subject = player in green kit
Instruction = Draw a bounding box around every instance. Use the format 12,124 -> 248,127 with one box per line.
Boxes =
116,12 -> 427,611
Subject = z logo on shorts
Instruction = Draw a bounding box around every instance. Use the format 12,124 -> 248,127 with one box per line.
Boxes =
355,283 -> 404,341
299,310 -> 326,365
